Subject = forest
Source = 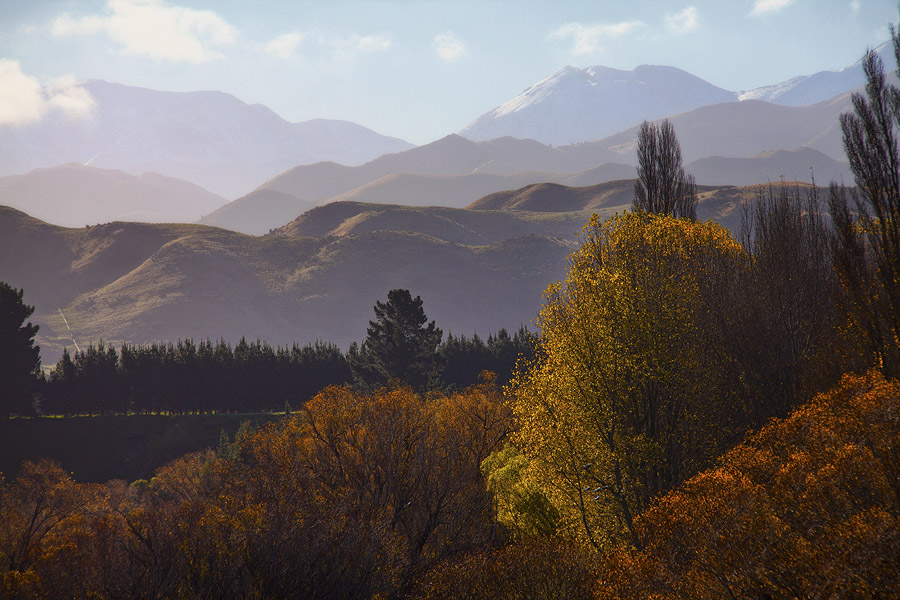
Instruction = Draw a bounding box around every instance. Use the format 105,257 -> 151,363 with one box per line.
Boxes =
1,25 -> 900,600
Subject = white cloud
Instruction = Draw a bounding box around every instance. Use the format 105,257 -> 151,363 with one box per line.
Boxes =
750,0 -> 794,17
549,20 -> 646,56
266,32 -> 304,59
52,0 -> 237,64
0,59 -> 94,126
349,33 -> 392,53
850,0 -> 862,16
432,32 -> 467,62
666,6 -> 699,34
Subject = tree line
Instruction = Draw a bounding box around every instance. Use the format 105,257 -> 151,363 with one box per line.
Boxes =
0,287 -> 534,417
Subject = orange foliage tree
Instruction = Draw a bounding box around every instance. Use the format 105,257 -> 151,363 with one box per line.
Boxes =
599,370 -> 900,599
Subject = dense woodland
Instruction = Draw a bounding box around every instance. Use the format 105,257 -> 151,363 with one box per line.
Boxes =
2,25 -> 900,600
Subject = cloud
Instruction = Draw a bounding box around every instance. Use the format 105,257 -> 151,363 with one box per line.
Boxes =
850,0 -> 861,16
750,0 -> 794,17
549,20 -> 646,56
52,0 -> 237,64
266,32 -> 304,59
665,6 -> 699,34
433,32 -> 467,62
0,59 -> 94,126
348,33 -> 392,53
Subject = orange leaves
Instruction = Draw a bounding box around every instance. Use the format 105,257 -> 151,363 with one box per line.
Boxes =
599,370 -> 900,599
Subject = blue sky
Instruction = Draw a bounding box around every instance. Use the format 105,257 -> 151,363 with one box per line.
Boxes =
0,0 -> 896,144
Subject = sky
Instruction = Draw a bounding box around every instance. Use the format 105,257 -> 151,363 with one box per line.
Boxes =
0,0 -> 897,144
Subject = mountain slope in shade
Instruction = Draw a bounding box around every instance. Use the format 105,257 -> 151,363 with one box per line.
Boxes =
0,80 -> 413,198
739,42 -> 894,106
199,189 -> 316,235
466,179 -> 830,235
258,134 -> 621,201
686,147 -> 853,187
597,94 -> 852,164
0,206 -> 576,364
460,64 -> 738,145
0,163 -> 226,227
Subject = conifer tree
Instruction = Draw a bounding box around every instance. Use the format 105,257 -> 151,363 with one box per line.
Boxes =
352,289 -> 443,390
0,282 -> 41,417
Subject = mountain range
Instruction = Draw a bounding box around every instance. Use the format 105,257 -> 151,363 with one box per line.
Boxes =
460,42 -> 894,146
1,177 -> 831,363
0,80 -> 413,199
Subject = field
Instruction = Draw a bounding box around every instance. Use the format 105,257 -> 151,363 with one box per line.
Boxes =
0,413 -> 282,483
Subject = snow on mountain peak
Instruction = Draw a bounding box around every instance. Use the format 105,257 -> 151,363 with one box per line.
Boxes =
460,63 -> 736,146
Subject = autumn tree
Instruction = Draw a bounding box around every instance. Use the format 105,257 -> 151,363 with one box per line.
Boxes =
830,25 -> 900,378
351,289 -> 443,390
633,120 -> 697,219
598,371 -> 900,599
508,212 -> 746,549
0,282 -> 41,418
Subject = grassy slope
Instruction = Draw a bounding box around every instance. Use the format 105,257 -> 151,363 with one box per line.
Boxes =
0,205 -> 575,363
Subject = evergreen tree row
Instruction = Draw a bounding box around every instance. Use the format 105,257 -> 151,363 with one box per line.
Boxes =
44,338 -> 352,416
33,323 -> 534,416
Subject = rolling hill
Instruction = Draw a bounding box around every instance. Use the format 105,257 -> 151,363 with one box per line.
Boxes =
0,206 -> 577,364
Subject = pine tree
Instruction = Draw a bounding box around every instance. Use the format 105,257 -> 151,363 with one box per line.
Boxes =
352,289 -> 443,390
0,282 -> 41,417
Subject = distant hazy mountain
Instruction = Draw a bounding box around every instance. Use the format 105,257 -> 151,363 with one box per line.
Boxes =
686,147 -> 853,187
258,134 -> 621,202
0,205 -> 575,364
231,97 -> 853,233
0,163 -> 226,227
0,80 -> 413,198
597,94 -> 852,164
460,64 -> 737,145
199,189 -> 316,235
739,42 -> 894,106
459,43 -> 892,147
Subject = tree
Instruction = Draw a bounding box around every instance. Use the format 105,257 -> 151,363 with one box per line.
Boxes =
734,182 -> 843,421
509,213 -> 745,549
829,28 -> 900,377
632,119 -> 697,219
352,289 -> 443,390
0,282 -> 41,418
597,371 -> 900,600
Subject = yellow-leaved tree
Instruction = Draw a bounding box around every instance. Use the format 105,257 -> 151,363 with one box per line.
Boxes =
508,211 -> 747,549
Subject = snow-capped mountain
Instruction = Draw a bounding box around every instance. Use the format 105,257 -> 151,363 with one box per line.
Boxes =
459,64 -> 738,146
460,43 -> 896,147
0,80 -> 413,198
738,41 -> 895,105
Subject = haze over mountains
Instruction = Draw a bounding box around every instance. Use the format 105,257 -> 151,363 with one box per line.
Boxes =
0,40 -> 882,360
1,178 -> 807,363
1,41 -> 882,235
0,80 -> 413,199
0,163 -> 226,227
